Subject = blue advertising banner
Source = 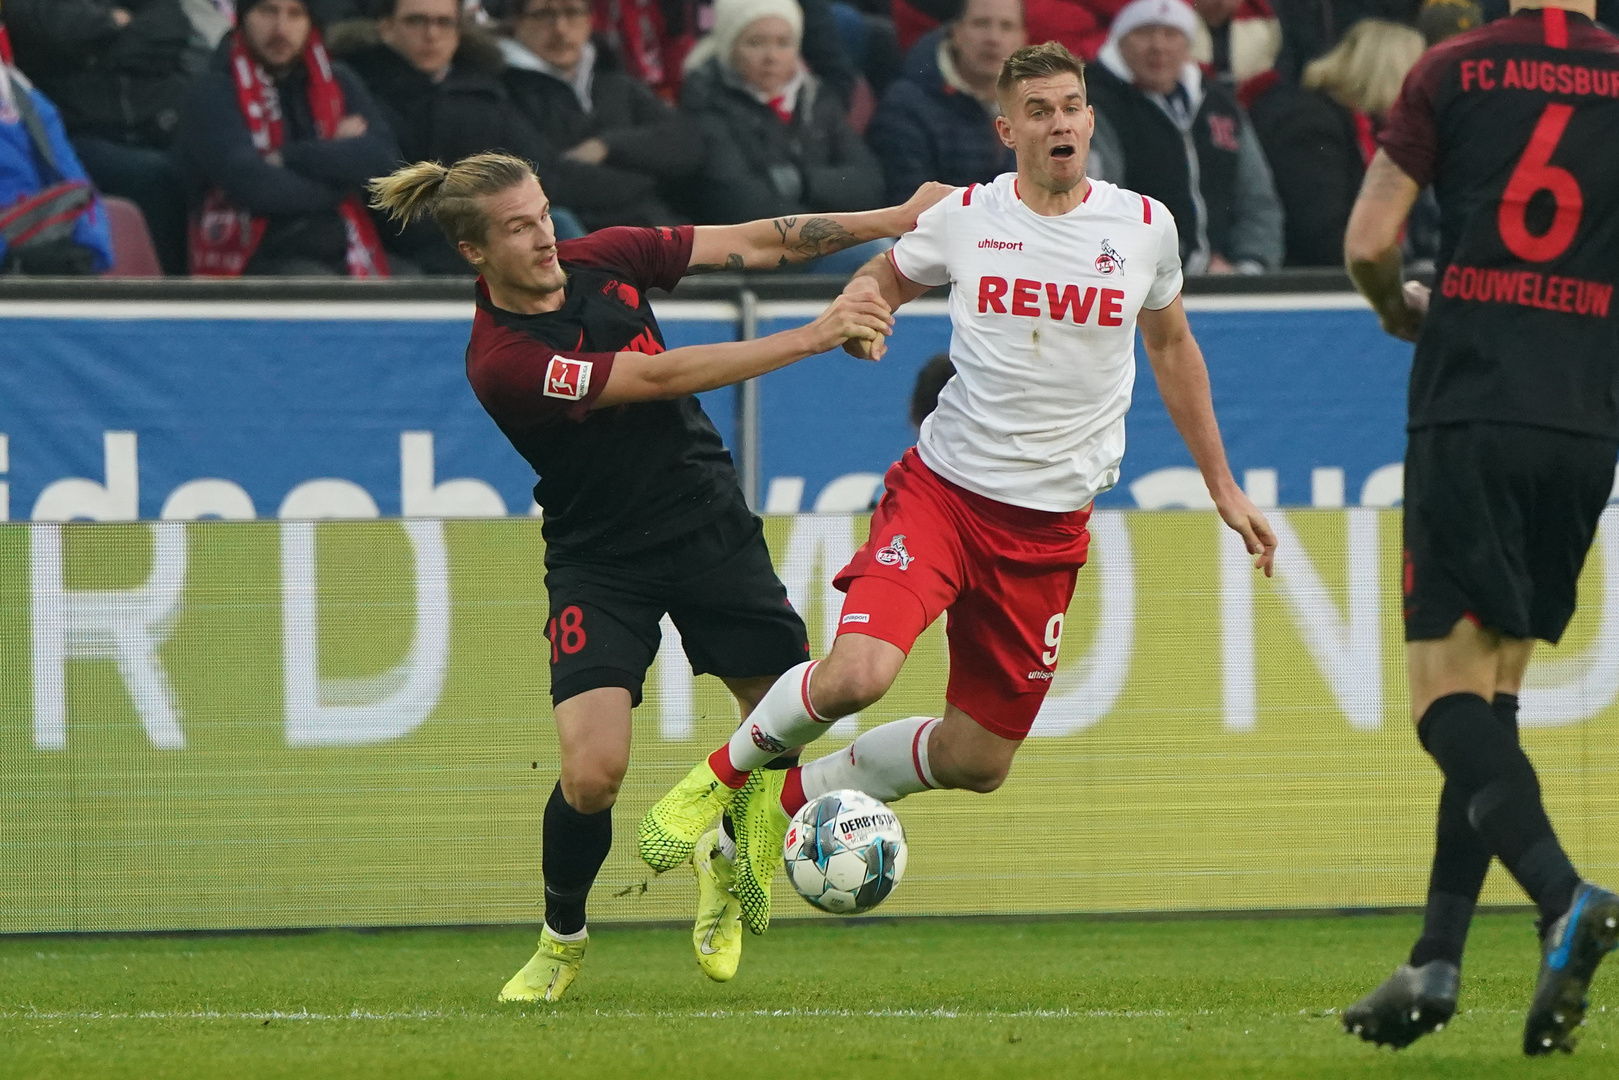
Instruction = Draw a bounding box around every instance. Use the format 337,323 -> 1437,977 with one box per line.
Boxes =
0,295 -> 1420,522
0,301 -> 736,522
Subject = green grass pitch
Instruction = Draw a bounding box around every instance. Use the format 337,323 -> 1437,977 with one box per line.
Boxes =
1,913 -> 1616,1079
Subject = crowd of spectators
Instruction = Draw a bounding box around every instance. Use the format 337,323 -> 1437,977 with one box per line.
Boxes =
1,0 -> 1610,277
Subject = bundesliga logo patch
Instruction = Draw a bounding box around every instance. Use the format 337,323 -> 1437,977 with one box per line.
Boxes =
875,534 -> 914,570
542,355 -> 592,401
1095,239 -> 1125,276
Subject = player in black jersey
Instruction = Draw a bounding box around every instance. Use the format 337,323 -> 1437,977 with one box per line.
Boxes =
370,152 -> 946,1001
1341,0 -> 1619,1055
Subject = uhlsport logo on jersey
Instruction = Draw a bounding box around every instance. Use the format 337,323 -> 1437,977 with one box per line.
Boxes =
542,355 -> 592,400
1095,239 -> 1125,276
875,534 -> 914,570
1026,670 -> 1055,681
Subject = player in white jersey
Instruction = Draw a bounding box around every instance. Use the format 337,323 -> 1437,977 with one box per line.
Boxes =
640,41 -> 1278,950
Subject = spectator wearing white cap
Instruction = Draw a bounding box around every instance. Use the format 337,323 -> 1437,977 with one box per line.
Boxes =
1086,0 -> 1282,273
681,0 -> 883,224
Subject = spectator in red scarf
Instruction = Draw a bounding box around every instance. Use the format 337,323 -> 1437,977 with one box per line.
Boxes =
1247,17 -> 1422,265
681,0 -> 880,224
173,0 -> 398,275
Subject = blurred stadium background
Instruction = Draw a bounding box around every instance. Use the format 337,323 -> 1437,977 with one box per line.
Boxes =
3,272 -> 1617,936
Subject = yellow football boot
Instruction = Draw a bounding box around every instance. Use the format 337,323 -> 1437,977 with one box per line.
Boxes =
639,758 -> 741,872
497,926 -> 588,1003
692,826 -> 743,982
731,768 -> 790,935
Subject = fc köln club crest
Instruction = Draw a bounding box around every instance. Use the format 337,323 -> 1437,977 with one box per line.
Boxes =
875,534 -> 914,570
1095,239 -> 1125,276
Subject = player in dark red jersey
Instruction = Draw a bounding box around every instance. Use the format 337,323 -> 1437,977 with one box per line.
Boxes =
370,152 -> 946,1002
1341,0 -> 1619,1054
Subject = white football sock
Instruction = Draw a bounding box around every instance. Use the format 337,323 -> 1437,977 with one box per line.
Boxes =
799,716 -> 941,804
725,660 -> 836,772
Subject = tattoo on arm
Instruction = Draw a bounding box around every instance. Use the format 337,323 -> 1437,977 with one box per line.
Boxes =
687,252 -> 746,274
774,216 -> 860,261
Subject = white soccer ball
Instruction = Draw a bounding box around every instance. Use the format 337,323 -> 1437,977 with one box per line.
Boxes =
782,790 -> 908,915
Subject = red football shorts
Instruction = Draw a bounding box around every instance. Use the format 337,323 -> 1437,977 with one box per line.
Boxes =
832,449 -> 1092,739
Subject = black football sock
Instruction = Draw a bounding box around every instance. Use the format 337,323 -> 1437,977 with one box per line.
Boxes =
1418,693 -> 1580,925
542,782 -> 612,936
1408,694 -> 1521,968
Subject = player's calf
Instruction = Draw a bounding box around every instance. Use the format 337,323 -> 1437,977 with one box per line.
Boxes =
923,707 -> 1020,793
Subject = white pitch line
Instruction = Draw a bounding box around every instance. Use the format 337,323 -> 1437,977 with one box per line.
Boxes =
0,1007 -> 1212,1022
0,1006 -> 1544,1023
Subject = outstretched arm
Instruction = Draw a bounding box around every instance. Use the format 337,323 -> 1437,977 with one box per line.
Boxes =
687,182 -> 953,273
595,292 -> 893,407
1139,297 -> 1277,577
1345,150 -> 1425,341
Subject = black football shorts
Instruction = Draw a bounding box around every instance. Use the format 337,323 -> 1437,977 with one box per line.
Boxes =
1403,422 -> 1617,644
542,504 -> 810,707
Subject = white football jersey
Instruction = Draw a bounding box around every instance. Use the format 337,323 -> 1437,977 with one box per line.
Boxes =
893,173 -> 1183,513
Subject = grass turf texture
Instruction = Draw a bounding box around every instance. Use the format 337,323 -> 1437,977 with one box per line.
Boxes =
1,913 -> 1616,1079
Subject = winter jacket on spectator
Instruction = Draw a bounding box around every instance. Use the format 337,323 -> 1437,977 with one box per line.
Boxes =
4,0 -> 194,148
597,0 -> 854,101
331,24 -> 548,173
500,34 -> 701,223
0,63 -> 114,273
1250,17 -> 1424,266
681,55 -> 882,222
174,36 -> 400,275
865,27 -> 1013,203
1086,44 -> 1283,271
1246,83 -> 1357,265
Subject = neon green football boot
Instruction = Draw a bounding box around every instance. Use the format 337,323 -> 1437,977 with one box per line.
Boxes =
732,768 -> 791,936
692,826 -> 742,982
639,759 -> 741,872
497,926 -> 588,1003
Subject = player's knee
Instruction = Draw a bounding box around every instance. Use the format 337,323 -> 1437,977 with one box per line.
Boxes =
561,765 -> 625,814
814,654 -> 898,715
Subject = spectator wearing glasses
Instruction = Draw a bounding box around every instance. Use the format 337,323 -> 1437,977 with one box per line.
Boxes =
681,0 -> 882,226
865,0 -> 1023,204
173,0 -> 397,275
332,0 -> 575,268
332,0 -> 545,165
500,0 -> 702,226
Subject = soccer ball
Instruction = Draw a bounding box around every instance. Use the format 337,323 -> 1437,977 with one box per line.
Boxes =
783,790 -> 908,915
